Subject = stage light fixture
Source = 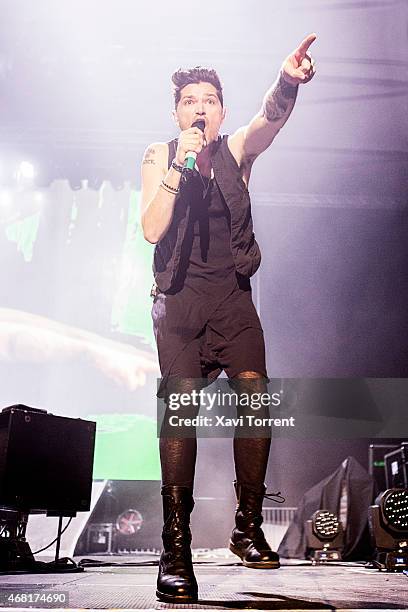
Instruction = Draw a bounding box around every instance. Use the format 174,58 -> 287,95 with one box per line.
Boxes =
67,163 -> 86,191
305,509 -> 344,563
17,161 -> 35,180
382,489 -> 408,530
87,173 -> 104,191
13,161 -> 36,189
368,488 -> 408,571
68,177 -> 83,191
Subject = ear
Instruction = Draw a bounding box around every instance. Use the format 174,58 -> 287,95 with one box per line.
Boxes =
221,106 -> 227,123
172,109 -> 180,128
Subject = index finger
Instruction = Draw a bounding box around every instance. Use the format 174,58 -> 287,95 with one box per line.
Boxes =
295,33 -> 317,59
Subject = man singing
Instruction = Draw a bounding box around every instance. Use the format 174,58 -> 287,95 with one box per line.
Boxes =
141,33 -> 316,603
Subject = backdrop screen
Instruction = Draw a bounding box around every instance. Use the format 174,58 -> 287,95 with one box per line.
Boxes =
0,181 -> 161,480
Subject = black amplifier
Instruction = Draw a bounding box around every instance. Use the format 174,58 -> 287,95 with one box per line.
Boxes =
0,405 -> 95,514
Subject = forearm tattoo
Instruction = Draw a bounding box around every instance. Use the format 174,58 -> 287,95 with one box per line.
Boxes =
142,147 -> 156,165
261,74 -> 298,123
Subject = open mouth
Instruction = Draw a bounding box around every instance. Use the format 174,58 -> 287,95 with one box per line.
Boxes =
192,118 -> 207,128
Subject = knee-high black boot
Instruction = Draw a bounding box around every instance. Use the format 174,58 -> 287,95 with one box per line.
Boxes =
229,481 -> 280,569
156,485 -> 198,603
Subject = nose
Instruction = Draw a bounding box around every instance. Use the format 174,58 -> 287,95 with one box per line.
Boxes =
196,100 -> 205,114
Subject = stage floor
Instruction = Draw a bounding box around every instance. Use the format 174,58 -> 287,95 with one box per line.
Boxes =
0,552 -> 407,611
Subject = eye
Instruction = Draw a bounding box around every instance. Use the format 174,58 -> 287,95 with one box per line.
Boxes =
207,98 -> 215,105
184,99 -> 194,105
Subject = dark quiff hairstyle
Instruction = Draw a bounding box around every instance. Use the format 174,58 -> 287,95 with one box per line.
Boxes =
171,66 -> 224,108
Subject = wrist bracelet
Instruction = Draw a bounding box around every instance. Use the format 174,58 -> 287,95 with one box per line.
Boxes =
160,180 -> 179,195
171,159 -> 184,173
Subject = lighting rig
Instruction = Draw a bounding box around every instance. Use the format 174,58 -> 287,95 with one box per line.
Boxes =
368,488 -> 408,571
305,510 -> 344,563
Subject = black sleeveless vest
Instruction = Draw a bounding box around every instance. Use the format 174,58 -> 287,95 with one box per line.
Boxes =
153,134 -> 261,292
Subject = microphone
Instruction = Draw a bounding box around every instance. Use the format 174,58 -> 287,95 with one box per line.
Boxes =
183,119 -> 206,172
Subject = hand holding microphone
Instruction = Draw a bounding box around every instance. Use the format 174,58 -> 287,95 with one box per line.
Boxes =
174,120 -> 206,173
183,119 -> 206,171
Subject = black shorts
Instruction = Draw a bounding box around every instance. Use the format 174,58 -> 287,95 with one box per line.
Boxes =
168,318 -> 267,381
154,285 -> 268,398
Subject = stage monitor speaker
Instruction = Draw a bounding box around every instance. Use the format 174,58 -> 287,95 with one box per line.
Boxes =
73,480 -> 163,554
0,404 -> 95,514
